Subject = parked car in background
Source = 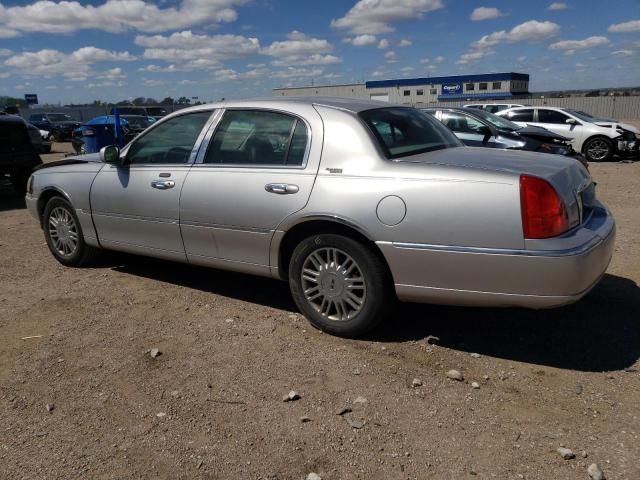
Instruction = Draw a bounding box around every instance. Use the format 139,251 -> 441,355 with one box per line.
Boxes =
28,113 -> 81,142
26,123 -> 52,154
110,106 -> 169,120
423,107 -> 588,169
464,103 -> 526,114
1,114 -> 42,193
497,106 -> 639,162
72,115 -> 156,154
26,98 -> 615,337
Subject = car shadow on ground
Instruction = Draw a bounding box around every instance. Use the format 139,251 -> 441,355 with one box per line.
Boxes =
113,255 -> 640,373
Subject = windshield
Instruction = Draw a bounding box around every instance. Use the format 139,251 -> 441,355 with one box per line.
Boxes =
360,107 -> 462,159
468,108 -> 521,131
48,113 -> 73,122
122,115 -> 155,129
146,107 -> 168,117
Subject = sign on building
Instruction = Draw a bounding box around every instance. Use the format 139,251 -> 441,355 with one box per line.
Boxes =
441,83 -> 462,95
24,94 -> 39,105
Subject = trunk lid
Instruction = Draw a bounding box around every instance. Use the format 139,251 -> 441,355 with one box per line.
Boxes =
397,146 -> 593,223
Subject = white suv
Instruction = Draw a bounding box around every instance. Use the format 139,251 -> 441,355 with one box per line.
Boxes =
464,103 -> 526,114
497,106 -> 639,162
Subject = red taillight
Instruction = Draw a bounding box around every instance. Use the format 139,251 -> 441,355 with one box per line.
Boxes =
520,175 -> 569,239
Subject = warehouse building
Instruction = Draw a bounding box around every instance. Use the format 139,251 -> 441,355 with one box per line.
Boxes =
273,72 -> 530,104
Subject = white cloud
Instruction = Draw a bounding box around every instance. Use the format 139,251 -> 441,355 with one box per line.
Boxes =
398,39 -> 412,47
419,57 -> 430,64
384,50 -> 398,63
143,79 -> 167,87
434,55 -> 445,63
97,67 -> 126,81
547,2 -> 568,10
71,47 -> 136,63
331,0 -> 443,35
0,48 -> 11,57
549,36 -> 610,55
262,31 -> 341,66
400,66 -> 415,73
611,50 -> 634,56
608,20 -> 640,33
517,55 -> 527,62
470,7 -> 505,21
457,20 -> 560,64
378,38 -> 390,49
345,34 -> 377,46
0,0 -> 250,36
4,47 -> 136,81
135,30 -> 260,71
270,66 -> 324,79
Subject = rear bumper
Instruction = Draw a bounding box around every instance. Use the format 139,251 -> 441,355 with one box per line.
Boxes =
378,206 -> 615,309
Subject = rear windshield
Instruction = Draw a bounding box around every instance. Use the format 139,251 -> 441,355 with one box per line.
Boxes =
360,107 -> 461,159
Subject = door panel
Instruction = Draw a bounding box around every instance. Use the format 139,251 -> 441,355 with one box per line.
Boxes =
180,106 -> 324,274
91,166 -> 190,259
90,110 -> 215,260
535,109 -> 584,149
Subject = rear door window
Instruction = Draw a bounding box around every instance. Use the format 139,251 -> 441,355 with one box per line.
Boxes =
538,109 -> 571,124
506,109 -> 534,122
203,110 -> 309,167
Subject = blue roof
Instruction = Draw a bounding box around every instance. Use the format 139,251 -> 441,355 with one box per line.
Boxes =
366,72 -> 529,89
436,92 -> 519,101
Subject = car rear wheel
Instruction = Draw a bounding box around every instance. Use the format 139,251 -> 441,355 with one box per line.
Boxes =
43,197 -> 101,267
288,234 -> 392,338
584,136 -> 613,162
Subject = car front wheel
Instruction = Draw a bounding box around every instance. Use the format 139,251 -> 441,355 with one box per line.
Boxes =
584,136 -> 613,162
43,197 -> 100,267
288,234 -> 392,337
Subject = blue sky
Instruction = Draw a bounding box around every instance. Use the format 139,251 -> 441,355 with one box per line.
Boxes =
0,0 -> 639,104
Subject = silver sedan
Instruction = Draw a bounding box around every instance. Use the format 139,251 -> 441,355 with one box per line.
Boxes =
26,98 -> 615,337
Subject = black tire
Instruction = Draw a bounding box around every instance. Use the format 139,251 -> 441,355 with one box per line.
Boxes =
10,170 -> 30,194
288,234 -> 392,338
583,136 -> 613,162
43,197 -> 101,267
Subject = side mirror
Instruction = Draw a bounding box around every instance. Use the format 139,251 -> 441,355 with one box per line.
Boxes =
566,118 -> 578,125
100,145 -> 123,165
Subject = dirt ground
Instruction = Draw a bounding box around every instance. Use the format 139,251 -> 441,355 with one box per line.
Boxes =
1,142 -> 639,480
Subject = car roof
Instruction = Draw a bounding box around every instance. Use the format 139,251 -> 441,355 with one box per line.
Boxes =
0,114 -> 26,124
177,96 -> 401,115
422,106 -> 479,113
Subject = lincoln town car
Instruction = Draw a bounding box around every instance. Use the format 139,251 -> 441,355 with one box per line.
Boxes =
26,98 -> 615,337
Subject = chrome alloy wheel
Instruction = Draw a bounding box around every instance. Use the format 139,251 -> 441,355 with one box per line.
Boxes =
301,247 -> 366,321
586,139 -> 610,161
48,206 -> 79,256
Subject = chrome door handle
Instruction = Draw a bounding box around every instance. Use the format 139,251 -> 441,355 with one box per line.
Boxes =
151,180 -> 175,189
265,183 -> 299,194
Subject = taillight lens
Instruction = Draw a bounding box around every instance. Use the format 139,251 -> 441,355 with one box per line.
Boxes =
83,128 -> 95,136
520,175 -> 569,239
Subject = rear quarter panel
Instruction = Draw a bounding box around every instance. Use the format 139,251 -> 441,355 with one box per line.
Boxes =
283,106 -> 524,250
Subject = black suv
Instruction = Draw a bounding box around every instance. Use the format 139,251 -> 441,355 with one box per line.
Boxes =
28,113 -> 81,142
0,115 -> 42,193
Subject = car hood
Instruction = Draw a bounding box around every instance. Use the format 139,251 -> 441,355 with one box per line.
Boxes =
33,153 -> 103,172
593,121 -> 640,135
515,125 -> 572,141
53,121 -> 81,127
